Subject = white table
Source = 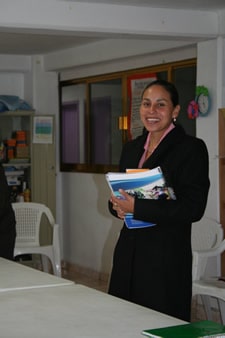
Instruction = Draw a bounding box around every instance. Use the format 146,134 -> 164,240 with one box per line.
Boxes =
0,257 -> 74,291
0,284 -> 185,338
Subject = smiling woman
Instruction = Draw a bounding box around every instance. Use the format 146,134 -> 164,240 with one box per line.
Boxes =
139,80 -> 180,153
108,79 -> 209,322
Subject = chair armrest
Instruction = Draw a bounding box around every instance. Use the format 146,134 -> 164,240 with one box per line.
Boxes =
194,239 -> 225,258
52,223 -> 61,277
192,239 -> 225,280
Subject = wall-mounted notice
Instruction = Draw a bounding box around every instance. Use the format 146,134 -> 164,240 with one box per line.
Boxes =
33,116 -> 53,144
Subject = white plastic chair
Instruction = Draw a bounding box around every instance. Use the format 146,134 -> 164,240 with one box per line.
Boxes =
192,218 -> 223,281
12,202 -> 61,277
191,217 -> 225,322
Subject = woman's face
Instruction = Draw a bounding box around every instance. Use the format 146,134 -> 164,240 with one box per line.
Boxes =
140,84 -> 180,135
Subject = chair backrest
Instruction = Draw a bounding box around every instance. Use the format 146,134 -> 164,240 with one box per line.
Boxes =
12,202 -> 55,247
191,217 -> 223,280
192,218 -> 223,251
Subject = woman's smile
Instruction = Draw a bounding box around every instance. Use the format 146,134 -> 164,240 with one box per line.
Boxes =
145,117 -> 160,124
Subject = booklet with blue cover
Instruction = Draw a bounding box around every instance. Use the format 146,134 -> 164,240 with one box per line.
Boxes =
142,320 -> 225,337
106,166 -> 175,229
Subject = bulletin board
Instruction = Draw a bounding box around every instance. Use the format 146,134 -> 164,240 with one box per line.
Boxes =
127,73 -> 157,140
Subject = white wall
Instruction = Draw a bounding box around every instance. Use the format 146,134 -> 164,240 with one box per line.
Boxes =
0,73 -> 25,99
197,39 -> 222,221
61,172 -> 122,273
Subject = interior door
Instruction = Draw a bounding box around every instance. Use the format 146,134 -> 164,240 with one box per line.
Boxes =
219,108 -> 225,274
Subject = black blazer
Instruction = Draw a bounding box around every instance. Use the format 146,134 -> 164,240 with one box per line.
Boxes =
108,125 -> 210,321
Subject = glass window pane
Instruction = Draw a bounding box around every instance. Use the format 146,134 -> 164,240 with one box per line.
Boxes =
61,84 -> 86,164
173,66 -> 196,136
90,79 -> 123,166
62,101 -> 80,163
156,71 -> 167,81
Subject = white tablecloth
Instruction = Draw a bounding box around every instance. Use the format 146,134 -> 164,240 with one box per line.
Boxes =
0,283 -> 185,338
0,257 -> 74,291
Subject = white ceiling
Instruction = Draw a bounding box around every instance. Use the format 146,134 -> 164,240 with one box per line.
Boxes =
0,31 -> 99,55
0,0 -> 225,56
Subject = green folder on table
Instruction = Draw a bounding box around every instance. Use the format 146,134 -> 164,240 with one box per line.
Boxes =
142,320 -> 225,338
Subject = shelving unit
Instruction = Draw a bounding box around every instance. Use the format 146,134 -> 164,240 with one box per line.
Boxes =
0,110 -> 34,202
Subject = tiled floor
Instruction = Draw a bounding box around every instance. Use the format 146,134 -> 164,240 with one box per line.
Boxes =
62,264 -> 109,293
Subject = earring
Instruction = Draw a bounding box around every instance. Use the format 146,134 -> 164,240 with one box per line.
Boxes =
173,117 -> 176,123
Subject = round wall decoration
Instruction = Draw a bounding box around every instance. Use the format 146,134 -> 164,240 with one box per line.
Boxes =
195,85 -> 210,116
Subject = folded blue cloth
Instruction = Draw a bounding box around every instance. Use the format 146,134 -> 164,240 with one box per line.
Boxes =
0,95 -> 32,112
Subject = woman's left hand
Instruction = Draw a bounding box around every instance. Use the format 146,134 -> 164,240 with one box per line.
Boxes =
111,189 -> 135,220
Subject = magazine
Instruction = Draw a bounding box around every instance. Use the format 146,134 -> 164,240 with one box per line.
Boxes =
106,166 -> 175,229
